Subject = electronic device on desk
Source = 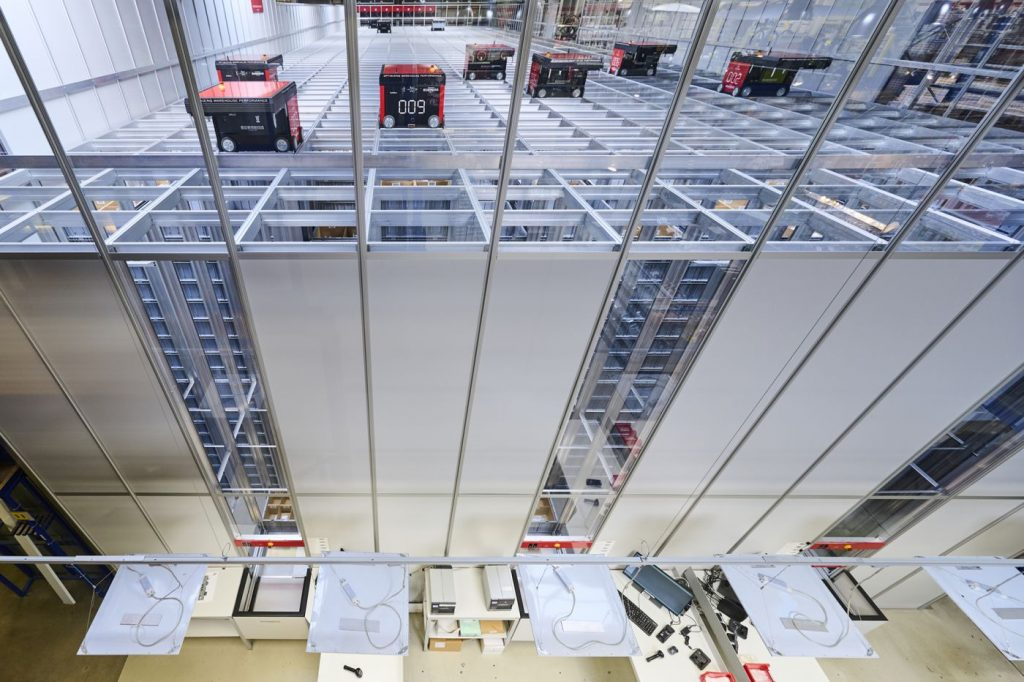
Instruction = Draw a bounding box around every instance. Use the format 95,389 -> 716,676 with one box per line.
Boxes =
624,551 -> 694,616
483,565 -> 515,611
619,593 -> 656,636
656,624 -> 674,642
428,567 -> 456,615
689,648 -> 711,670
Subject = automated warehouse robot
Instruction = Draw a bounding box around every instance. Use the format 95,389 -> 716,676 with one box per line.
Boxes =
379,64 -> 446,128
463,44 -> 516,81
215,54 -> 284,82
526,52 -> 603,98
188,81 -> 302,152
609,42 -> 677,77
719,51 -> 833,97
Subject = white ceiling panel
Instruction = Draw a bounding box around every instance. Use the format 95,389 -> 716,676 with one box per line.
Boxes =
239,258 -> 370,494
707,255 -> 1008,497
367,254 -> 486,494
593,494 -> 688,557
625,254 -> 874,495
460,253 -> 616,494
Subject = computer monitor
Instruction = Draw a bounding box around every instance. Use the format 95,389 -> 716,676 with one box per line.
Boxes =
623,552 -> 693,616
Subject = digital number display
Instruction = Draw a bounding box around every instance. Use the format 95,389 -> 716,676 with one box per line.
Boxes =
396,99 -> 427,115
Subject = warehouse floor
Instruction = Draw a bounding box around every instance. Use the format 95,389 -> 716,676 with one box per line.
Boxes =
3,580 -> 1022,681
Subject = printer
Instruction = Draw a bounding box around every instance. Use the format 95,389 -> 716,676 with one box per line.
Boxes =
483,565 -> 516,611
428,567 -> 456,615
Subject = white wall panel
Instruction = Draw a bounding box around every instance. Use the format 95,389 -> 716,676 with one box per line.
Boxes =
295,495 -> 375,553
959,449 -> 1024,498
625,254 -> 874,495
874,504 -> 1024,609
735,497 -> 859,553
0,260 -> 206,494
797,260 -> 1024,496
91,0 -> 136,69
658,497 -> 773,556
33,2 -> 90,84
0,304 -> 124,493
60,0 -> 115,76
708,256 -> 1007,497
59,495 -> 164,554
378,495 -> 450,555
0,1 -> 60,90
239,258 -> 370,495
368,255 -> 486,494
594,494 -> 688,556
139,495 -> 232,554
862,498 -> 1021,598
460,254 -> 616,494
449,494 -> 533,556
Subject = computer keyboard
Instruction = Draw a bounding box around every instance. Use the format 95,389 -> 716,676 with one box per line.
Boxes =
620,593 -> 657,636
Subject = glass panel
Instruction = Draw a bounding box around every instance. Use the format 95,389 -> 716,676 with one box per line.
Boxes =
528,257 -> 741,543
822,366 -> 1024,546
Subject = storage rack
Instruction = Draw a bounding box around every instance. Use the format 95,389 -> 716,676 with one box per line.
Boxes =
422,566 -> 521,653
1,24 -> 1023,550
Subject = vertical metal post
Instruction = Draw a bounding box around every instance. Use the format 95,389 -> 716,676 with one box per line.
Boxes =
443,0 -> 540,557
343,0 -> 381,552
162,0 -> 311,547
660,63 -> 1024,555
0,6 -> 176,553
683,568 -> 747,679
514,0 -> 721,552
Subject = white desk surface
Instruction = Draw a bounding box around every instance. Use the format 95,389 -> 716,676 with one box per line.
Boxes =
317,653 -> 403,681
612,570 -> 829,682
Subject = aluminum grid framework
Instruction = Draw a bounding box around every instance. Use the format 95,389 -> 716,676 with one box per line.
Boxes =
1,1 -> 1023,554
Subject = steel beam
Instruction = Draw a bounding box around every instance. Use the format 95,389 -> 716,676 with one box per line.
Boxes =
0,552 -> 1019,569
343,2 -> 380,552
443,0 -> 540,557
683,568 -> 746,680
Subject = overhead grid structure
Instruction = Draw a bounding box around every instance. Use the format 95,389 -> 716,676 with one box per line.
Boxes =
0,2 -> 1022,551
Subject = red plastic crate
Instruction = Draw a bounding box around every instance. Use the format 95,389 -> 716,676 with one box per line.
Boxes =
700,674 -> 736,682
744,663 -> 775,682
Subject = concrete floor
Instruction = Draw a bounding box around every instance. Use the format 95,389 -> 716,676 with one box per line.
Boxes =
3,580 -> 1022,681
822,599 -> 1024,682
0,579 -> 125,682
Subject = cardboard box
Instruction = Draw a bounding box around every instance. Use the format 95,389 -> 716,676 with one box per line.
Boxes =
428,638 -> 463,652
479,620 -> 506,635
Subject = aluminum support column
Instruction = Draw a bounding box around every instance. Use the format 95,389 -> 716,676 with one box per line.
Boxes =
443,0 -> 540,557
162,0 -> 310,547
343,0 -> 380,551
